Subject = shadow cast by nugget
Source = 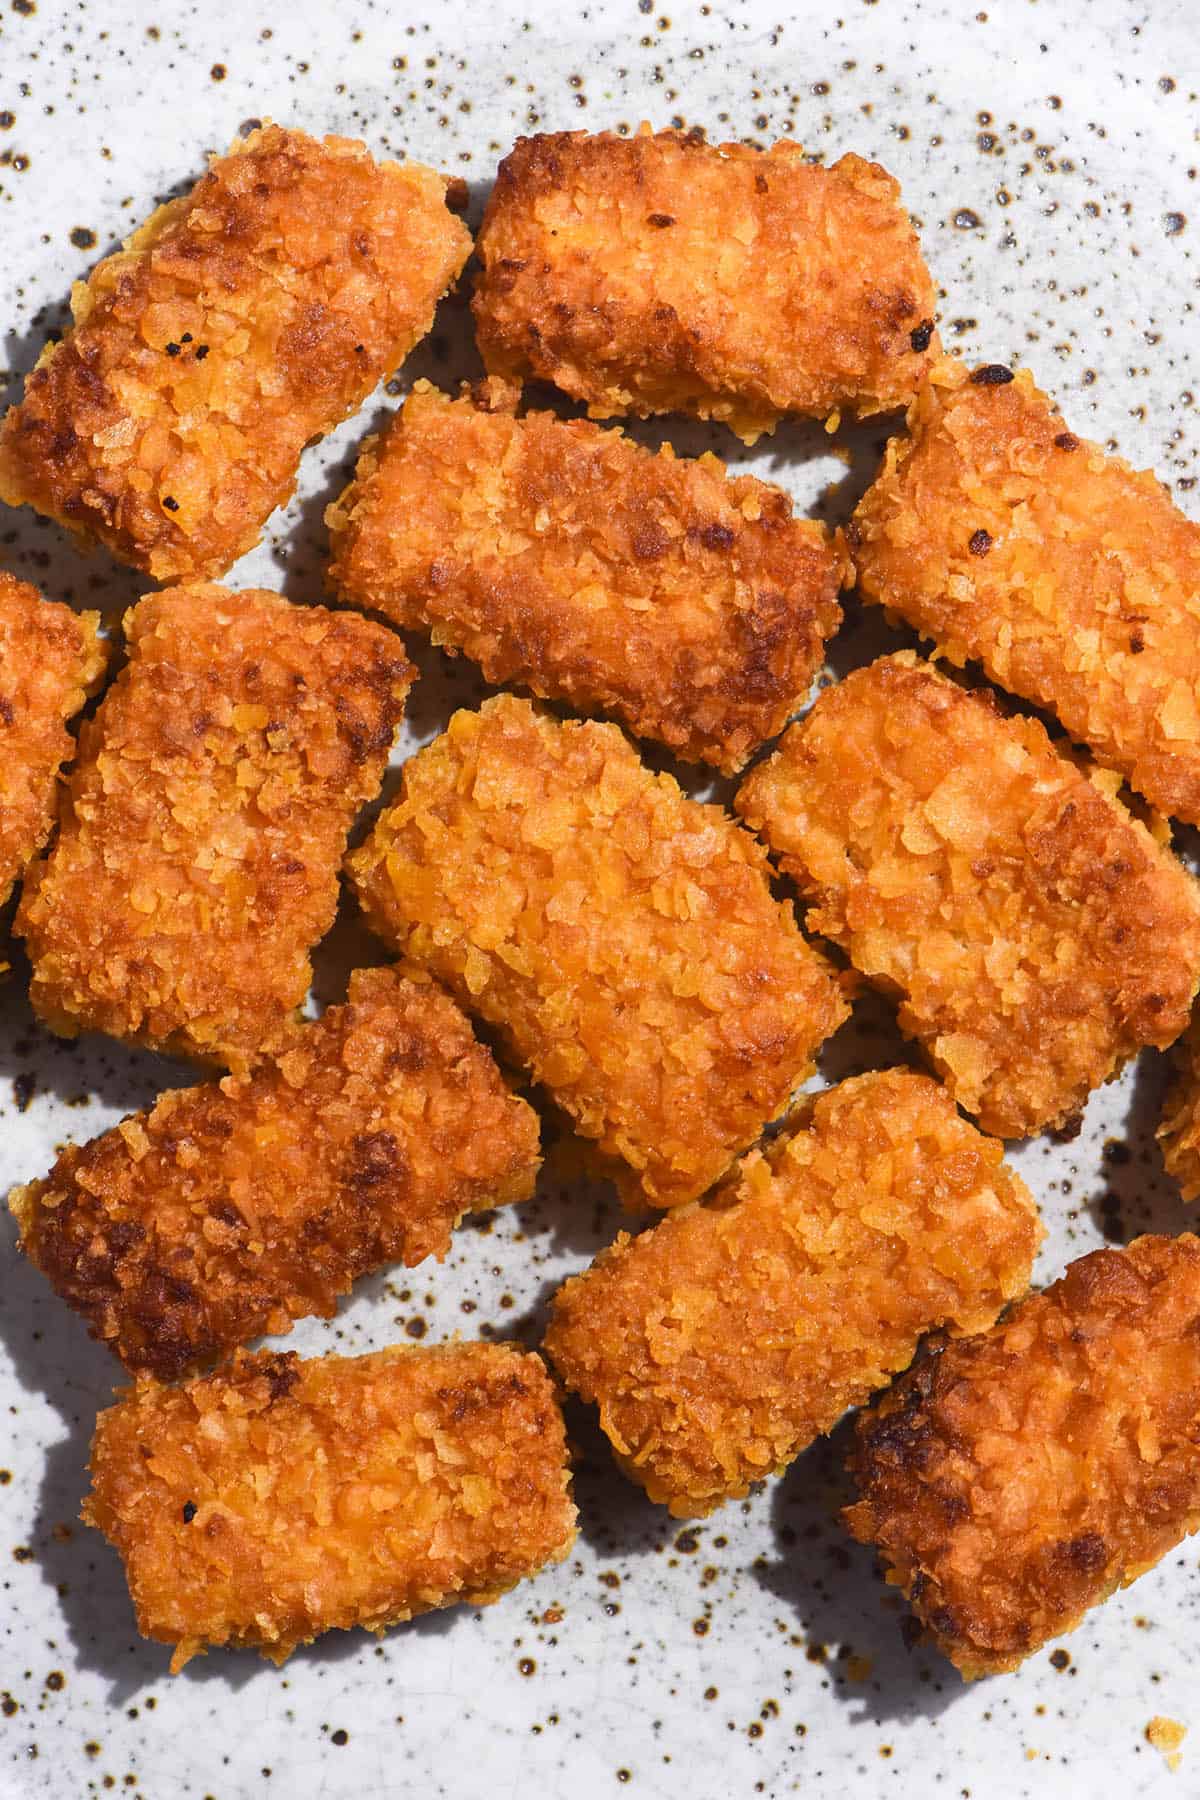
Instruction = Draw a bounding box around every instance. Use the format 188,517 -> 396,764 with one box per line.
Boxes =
1086,1047 -> 1197,1246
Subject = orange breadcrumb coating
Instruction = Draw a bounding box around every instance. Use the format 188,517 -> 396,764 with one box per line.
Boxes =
17,585 -> 413,1069
11,966 -> 540,1379
736,653 -> 1200,1139
544,1069 -> 1041,1518
472,129 -> 940,443
850,361 -> 1200,824
326,379 -> 848,773
0,125 -> 471,582
83,1341 -> 576,1671
845,1235 -> 1200,1678
348,694 -> 848,1209
0,569 -> 107,909
1158,1014 -> 1200,1201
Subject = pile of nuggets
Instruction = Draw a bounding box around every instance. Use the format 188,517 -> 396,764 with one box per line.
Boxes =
4,118 -> 1200,1683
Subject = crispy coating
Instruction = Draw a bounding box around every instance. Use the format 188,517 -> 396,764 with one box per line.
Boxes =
0,569 -> 107,910
83,1342 -> 576,1671
845,1235 -> 1200,1677
326,379 -> 848,773
0,125 -> 471,582
545,1070 -> 1041,1518
348,694 -> 848,1209
1158,1014 -> 1200,1201
11,966 -> 540,1378
850,360 -> 1200,824
17,585 -> 413,1068
472,129 -> 940,443
736,653 -> 1200,1138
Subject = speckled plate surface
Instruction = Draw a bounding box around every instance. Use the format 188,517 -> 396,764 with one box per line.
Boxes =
2,1 -> 1199,1795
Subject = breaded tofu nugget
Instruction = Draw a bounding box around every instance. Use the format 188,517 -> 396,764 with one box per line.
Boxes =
0,569 -> 107,910
327,379 -> 848,773
845,1235 -> 1200,1678
851,361 -> 1200,824
1158,1015 -> 1200,1201
473,129 -> 940,443
83,1342 -> 576,1671
736,654 -> 1200,1138
17,585 -> 414,1068
11,967 -> 540,1378
545,1070 -> 1041,1518
0,125 -> 471,582
348,694 -> 848,1209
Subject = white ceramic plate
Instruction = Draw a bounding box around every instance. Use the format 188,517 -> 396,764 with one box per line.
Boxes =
2,1 -> 1198,1795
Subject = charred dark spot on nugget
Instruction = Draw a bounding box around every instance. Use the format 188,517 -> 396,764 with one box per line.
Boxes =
161,496 -> 180,513
262,1355 -> 300,1402
648,212 -> 675,228
968,528 -> 993,557
181,1501 -> 197,1524
971,363 -> 1014,386
344,1130 -> 407,1191
909,319 -> 934,353
1053,431 -> 1080,450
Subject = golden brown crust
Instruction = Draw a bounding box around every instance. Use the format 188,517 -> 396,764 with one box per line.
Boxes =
83,1341 -> 576,1670
347,694 -> 848,1209
0,569 -> 108,909
11,966 -> 541,1378
16,584 -> 414,1068
472,130 -> 940,442
851,361 -> 1200,823
1158,1012 -> 1200,1201
0,125 -> 471,581
545,1069 -> 1041,1517
327,380 -> 848,773
735,653 -> 1200,1138
845,1235 -> 1200,1677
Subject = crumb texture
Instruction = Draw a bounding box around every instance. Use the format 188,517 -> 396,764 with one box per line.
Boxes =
736,653 -> 1200,1137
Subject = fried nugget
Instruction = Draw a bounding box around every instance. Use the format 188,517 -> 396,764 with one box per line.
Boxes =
0,125 -> 471,582
0,569 -> 107,911
845,1235 -> 1200,1677
83,1341 -> 576,1671
17,585 -> 413,1068
326,379 -> 848,773
736,654 -> 1200,1138
850,360 -> 1200,824
472,129 -> 940,443
11,966 -> 540,1378
348,694 -> 848,1209
545,1070 -> 1040,1518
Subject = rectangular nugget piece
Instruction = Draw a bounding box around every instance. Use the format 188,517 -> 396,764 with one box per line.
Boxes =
327,379 -> 848,773
473,129 -> 940,444
544,1069 -> 1040,1518
17,585 -> 414,1068
0,569 -> 107,909
845,1235 -> 1200,1677
11,966 -> 540,1378
0,125 -> 471,582
736,653 -> 1200,1138
348,694 -> 848,1209
851,360 -> 1200,824
83,1341 -> 576,1671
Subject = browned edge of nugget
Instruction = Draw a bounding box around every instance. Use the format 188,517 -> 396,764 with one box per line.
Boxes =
1158,1012 -> 1200,1202
346,693 -> 850,1209
735,651 -> 1200,1138
844,1235 -> 1200,1678
544,1068 -> 1041,1517
0,125 -> 472,582
10,965 -> 542,1378
16,584 -> 414,1069
326,377 -> 849,774
0,568 -> 108,910
82,1341 -> 577,1671
850,359 -> 1200,824
472,128 -> 940,442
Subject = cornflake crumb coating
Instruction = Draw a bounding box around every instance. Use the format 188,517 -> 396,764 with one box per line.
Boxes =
83,1342 -> 577,1671
472,129 -> 940,443
17,585 -> 414,1069
850,361 -> 1200,824
845,1235 -> 1200,1678
327,379 -> 848,773
1158,1014 -> 1200,1201
11,966 -> 540,1379
348,694 -> 848,1209
544,1069 -> 1041,1518
0,569 -> 107,909
0,125 -> 471,582
736,653 -> 1200,1139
